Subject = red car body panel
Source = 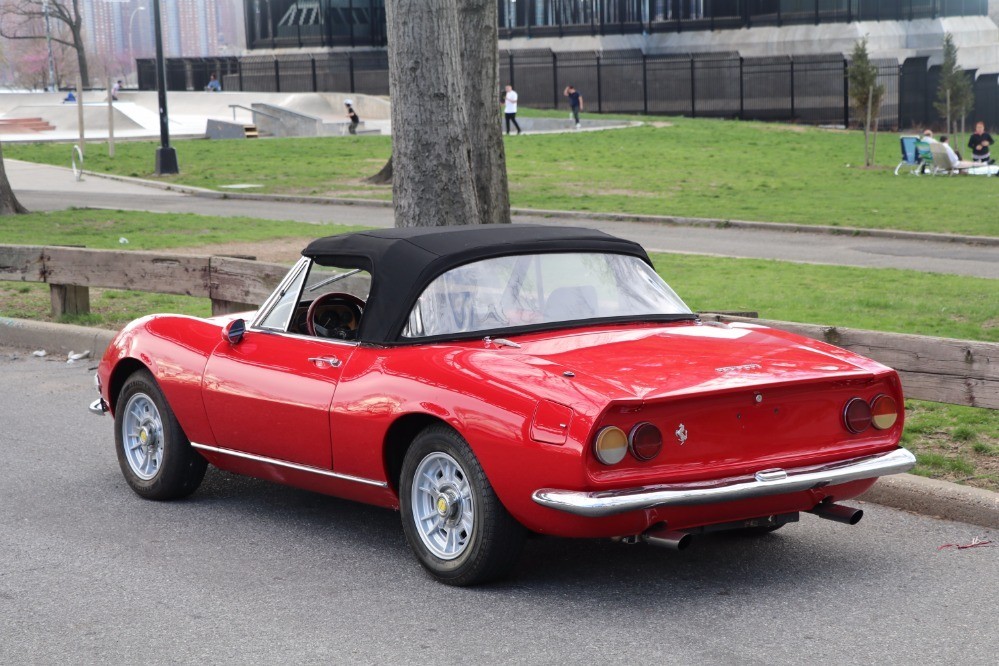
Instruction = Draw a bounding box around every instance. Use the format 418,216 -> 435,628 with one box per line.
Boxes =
97,312 -> 905,539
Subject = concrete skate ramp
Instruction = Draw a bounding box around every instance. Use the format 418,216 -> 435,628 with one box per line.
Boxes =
4,104 -> 143,131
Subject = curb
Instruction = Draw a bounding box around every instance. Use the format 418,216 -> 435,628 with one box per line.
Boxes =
859,474 -> 999,529
74,168 -> 999,248
2,318 -> 997,529
0,317 -> 117,360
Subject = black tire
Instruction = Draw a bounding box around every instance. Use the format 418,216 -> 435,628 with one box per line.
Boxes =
114,369 -> 207,501
399,425 -> 525,586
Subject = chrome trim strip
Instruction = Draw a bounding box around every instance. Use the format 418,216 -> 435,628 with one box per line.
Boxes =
190,442 -> 389,488
88,398 -> 108,416
532,448 -> 916,518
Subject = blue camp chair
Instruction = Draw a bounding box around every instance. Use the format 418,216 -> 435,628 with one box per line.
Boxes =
894,135 -> 922,175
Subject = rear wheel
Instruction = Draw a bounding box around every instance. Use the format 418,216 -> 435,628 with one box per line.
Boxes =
400,425 -> 525,586
114,369 -> 207,500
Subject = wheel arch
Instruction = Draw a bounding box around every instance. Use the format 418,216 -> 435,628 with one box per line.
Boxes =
107,357 -> 152,414
383,413 -> 455,493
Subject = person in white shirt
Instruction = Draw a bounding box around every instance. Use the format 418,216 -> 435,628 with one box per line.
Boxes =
503,84 -> 521,135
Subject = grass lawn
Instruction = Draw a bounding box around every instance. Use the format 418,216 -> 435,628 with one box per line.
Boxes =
6,114 -> 999,236
0,210 -> 995,490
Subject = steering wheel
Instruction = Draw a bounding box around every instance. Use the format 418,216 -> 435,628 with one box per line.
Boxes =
306,293 -> 365,340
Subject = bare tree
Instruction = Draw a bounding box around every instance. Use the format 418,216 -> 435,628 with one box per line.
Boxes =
1,0 -> 89,87
848,38 -> 885,168
384,0 -> 510,227
0,140 -> 29,215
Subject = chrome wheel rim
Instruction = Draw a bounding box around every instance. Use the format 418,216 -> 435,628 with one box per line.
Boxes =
121,393 -> 164,481
411,452 -> 474,560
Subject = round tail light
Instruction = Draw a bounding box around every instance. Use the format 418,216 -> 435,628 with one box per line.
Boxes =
594,426 -> 628,465
843,397 -> 872,434
629,422 -> 663,461
871,394 -> 899,430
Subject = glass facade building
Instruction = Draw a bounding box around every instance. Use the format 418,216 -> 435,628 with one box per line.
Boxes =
244,0 -> 989,50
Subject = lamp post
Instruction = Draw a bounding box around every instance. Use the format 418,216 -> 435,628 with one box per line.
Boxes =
43,0 -> 57,92
128,5 -> 146,85
151,0 -> 178,174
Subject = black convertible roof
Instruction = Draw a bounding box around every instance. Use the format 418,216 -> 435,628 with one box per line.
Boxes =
302,225 -> 652,343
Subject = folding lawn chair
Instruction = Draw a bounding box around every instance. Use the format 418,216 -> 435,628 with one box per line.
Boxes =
894,136 -> 922,175
927,142 -> 990,176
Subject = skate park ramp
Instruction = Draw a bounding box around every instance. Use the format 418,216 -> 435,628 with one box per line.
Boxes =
0,91 -> 390,141
4,104 -> 143,132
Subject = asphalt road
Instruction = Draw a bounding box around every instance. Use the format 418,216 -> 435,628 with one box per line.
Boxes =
9,160 -> 999,280
1,350 -> 995,664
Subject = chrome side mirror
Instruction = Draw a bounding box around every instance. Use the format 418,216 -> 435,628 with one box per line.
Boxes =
222,318 -> 246,345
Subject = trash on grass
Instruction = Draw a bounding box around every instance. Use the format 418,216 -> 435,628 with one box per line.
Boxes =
119,237 -> 129,244
31,350 -> 47,357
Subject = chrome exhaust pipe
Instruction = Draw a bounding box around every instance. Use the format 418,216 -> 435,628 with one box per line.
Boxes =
641,525 -> 693,551
808,502 -> 863,525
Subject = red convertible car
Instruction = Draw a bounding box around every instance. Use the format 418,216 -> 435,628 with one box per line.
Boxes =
90,225 -> 914,585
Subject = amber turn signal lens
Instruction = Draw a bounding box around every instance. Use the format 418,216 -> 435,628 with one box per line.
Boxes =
629,422 -> 663,461
594,426 -> 628,465
870,394 -> 898,430
843,397 -> 872,434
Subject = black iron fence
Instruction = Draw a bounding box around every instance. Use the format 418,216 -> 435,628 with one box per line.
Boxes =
138,50 -> 997,130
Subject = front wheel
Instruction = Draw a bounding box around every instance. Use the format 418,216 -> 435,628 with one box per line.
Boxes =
114,369 -> 207,500
399,425 -> 525,586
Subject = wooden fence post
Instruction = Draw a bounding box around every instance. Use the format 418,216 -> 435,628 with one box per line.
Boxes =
50,284 -> 90,317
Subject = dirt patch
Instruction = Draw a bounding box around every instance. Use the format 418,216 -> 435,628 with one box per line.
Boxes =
648,121 -> 674,129
168,238 -> 310,264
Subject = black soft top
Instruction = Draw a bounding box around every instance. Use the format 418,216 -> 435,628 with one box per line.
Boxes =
302,224 -> 652,343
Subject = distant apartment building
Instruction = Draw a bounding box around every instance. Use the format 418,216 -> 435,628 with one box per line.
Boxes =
82,0 -> 242,63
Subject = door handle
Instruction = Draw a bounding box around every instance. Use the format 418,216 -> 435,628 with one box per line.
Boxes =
308,356 -> 342,368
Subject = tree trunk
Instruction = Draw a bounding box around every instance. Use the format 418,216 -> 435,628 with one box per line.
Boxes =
458,0 -> 510,225
366,157 -> 393,184
871,114 -> 879,166
946,89 -> 951,137
71,24 -> 89,87
864,87 -> 873,167
0,140 -> 29,215
384,0 -> 510,227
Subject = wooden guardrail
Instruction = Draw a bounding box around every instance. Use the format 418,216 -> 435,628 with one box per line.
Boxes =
0,245 -> 287,316
700,314 -> 999,410
1,244 -> 996,410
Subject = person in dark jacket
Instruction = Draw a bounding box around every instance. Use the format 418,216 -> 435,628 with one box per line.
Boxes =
968,121 -> 994,164
345,100 -> 360,135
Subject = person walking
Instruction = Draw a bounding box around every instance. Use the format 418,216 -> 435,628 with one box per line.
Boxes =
503,84 -> 521,135
564,85 -> 583,129
111,80 -> 122,101
345,99 -> 360,135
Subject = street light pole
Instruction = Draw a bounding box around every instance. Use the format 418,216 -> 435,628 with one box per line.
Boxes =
43,0 -> 57,92
151,0 -> 178,174
128,5 -> 146,85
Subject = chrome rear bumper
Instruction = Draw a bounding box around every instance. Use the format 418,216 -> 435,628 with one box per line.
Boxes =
532,448 -> 916,518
